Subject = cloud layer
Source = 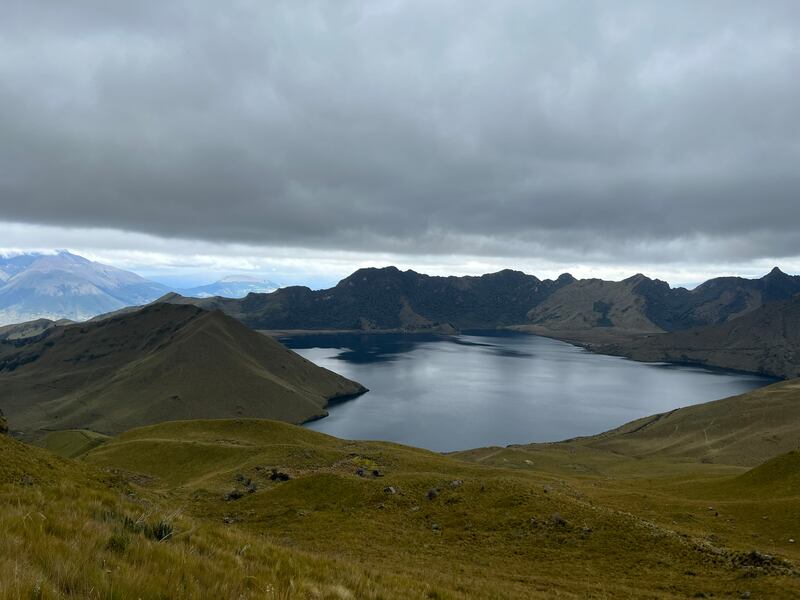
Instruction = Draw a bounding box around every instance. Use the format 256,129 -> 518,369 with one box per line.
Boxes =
1,1 -> 799,265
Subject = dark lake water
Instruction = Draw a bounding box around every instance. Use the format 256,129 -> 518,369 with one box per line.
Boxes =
283,331 -> 774,452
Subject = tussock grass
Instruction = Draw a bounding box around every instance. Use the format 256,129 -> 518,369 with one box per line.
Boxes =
0,434 -> 428,599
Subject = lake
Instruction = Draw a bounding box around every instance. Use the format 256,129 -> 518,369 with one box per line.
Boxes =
283,331 -> 774,452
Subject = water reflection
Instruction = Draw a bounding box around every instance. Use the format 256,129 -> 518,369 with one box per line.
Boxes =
283,332 -> 774,452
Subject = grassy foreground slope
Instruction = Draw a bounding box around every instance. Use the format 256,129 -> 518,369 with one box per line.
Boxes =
0,430 -> 431,599
82,418 -> 800,598
0,303 -> 365,440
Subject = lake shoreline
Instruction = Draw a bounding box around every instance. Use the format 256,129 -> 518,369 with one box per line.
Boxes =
267,324 -> 781,381
287,331 -> 773,452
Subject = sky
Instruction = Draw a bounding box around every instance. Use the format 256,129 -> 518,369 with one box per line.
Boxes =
1,1 -> 799,289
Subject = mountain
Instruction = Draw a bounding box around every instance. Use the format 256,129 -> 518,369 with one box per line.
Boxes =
526,274 -> 669,333
163,267 -> 576,331
156,266 -> 800,335
527,267 -> 800,333
179,275 -> 279,299
592,294 -> 800,379
0,302 -> 365,439
0,317 -> 70,341
0,251 -> 169,325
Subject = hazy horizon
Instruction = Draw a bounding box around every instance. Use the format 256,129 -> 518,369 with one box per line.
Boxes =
1,247 -> 795,292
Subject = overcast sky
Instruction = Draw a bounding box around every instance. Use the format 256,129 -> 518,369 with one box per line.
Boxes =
1,1 -> 799,287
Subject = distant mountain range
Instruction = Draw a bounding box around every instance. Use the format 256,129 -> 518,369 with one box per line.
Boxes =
3,253 -> 798,378
0,251 -> 169,325
153,265 -> 799,378
0,251 -> 280,325
164,265 -> 800,334
180,275 -> 279,299
0,302 -> 365,439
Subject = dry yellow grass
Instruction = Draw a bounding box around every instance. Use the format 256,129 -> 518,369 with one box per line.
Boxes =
0,434 -> 430,599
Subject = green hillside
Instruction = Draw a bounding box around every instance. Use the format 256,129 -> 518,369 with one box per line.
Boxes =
558,378 -> 800,466
0,428 -> 425,599
79,416 -> 800,598
0,303 -> 365,440
4,377 -> 800,597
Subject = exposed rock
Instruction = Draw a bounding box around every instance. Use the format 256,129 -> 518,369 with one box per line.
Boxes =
224,490 -> 244,501
384,486 -> 397,495
550,513 -> 567,527
427,488 -> 439,501
270,469 -> 291,482
449,479 -> 463,488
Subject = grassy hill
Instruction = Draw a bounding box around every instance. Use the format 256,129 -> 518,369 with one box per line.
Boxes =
526,274 -> 666,332
0,426 -> 423,599
0,317 -> 67,341
0,303 -> 365,440
576,378 -> 800,465
42,429 -> 110,458
76,416 -> 800,598
3,375 -> 800,597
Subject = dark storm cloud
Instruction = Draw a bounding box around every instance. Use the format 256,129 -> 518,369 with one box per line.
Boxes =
1,1 -> 799,263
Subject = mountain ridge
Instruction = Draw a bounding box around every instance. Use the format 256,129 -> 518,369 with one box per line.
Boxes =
155,265 -> 800,336
0,302 -> 365,439
0,251 -> 170,325
0,252 -> 285,325
592,294 -> 800,379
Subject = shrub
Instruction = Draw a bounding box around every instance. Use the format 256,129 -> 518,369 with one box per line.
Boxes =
106,531 -> 130,553
147,519 -> 174,542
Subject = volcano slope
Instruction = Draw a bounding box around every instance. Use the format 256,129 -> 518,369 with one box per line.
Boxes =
78,383 -> 800,599
0,303 -> 365,440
